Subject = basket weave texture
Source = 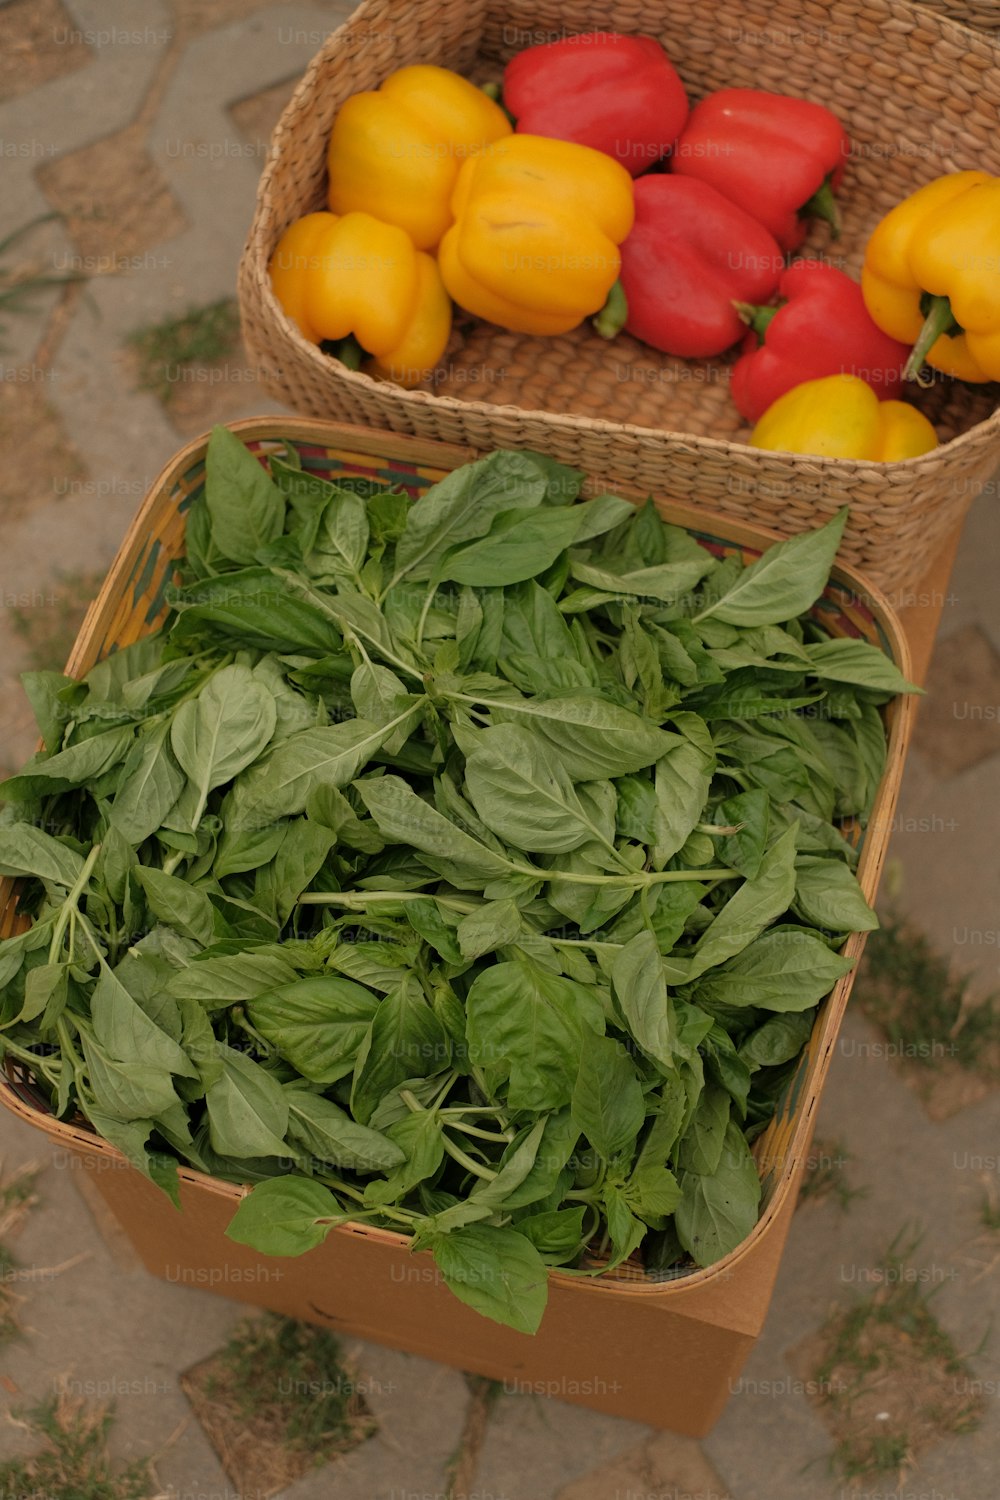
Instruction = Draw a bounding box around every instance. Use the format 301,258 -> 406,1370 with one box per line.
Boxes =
0,417 -> 914,1285
238,0 -> 1000,597
916,1 -> 998,31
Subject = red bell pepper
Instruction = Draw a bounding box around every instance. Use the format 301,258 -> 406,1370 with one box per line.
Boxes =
603,176 -> 784,358
672,89 -> 851,253
730,260 -> 911,424
502,31 -> 688,177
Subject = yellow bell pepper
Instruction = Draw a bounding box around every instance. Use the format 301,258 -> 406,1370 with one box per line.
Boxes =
327,65 -> 512,252
268,210 -> 451,389
437,135 -> 635,336
861,170 -> 1000,383
749,374 -> 938,461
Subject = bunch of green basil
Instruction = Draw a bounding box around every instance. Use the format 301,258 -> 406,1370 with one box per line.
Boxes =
0,427 -> 916,1333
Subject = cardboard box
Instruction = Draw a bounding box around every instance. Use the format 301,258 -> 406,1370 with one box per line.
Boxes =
0,419 -> 917,1436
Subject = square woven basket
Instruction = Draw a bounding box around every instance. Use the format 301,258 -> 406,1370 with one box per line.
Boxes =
238,0 -> 1000,599
0,418 -> 916,1431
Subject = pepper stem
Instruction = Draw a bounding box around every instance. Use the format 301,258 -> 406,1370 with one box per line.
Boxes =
593,280 -> 629,340
480,81 -> 502,101
904,293 -> 961,383
323,335 -> 366,371
802,177 -> 842,240
732,301 -> 781,343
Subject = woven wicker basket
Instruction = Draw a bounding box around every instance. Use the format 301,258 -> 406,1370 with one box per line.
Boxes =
916,1 -> 998,31
0,419 -> 914,1427
238,0 -> 1000,598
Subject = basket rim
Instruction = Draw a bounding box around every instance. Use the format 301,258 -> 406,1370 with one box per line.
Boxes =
0,415 -> 916,1300
239,0 -> 1000,467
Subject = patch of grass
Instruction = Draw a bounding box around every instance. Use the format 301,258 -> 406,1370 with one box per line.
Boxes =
128,297 -> 241,403
181,1312 -> 374,1499
0,1162 -> 40,1346
0,213 -> 83,349
807,1229 -> 984,1483
799,1136 -> 867,1212
0,1391 -> 155,1499
445,1375 -> 505,1500
856,912 -> 1000,1081
9,568 -> 105,673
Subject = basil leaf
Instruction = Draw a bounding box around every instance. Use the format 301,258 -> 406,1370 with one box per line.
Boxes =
135,867 -> 217,947
792,857 -> 878,935
205,1045 -> 290,1157
166,951 -> 299,1007
691,930 -> 854,1011
695,510 -> 847,627
611,931 -> 680,1074
485,694 -> 680,782
204,424 -> 284,565
284,1085 -> 403,1173
804,638 -> 919,693
91,963 -> 198,1080
684,823 -> 799,983
356,776 -> 520,885
466,959 -> 604,1113
229,718 -> 411,829
170,664 -> 277,828
0,825 -> 85,888
350,978 -> 450,1125
247,976 -> 379,1084
226,1176 -> 347,1257
430,1225 -> 548,1335
676,1121 -> 762,1266
571,1033 -> 645,1161
110,719 -> 186,845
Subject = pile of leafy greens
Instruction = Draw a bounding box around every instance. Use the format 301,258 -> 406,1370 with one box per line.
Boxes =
0,428 -> 916,1333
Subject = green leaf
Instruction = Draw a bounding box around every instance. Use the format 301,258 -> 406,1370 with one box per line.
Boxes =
226,1176 -> 347,1257
571,1033 -> 645,1161
464,723 -> 619,857
651,716 -> 715,867
284,1084 -> 404,1173
171,570 -> 343,656
676,1122 -> 761,1266
484,694 -> 680,782
80,1033 -> 181,1122
792,857 -> 878,935
514,1206 -> 586,1259
364,1109 -> 446,1206
611,931 -> 680,1074
690,930 -> 855,1011
684,823 -> 799,983
675,1083 -> 731,1175
350,978 -> 450,1125
170,664 -> 277,828
91,963 -> 198,1079
1,726 -> 134,803
135,867 -> 217,947
466,959 -> 603,1113
205,1045 -> 290,1157
456,899 -> 522,961
110,719 -> 186,845
714,789 -> 770,880
247,976 -> 379,1084
166,951 -> 299,1007
229,718 -> 411,830
804,638 -> 919,694
696,510 -> 847,627
739,1010 -> 815,1070
204,424 -> 285,565
392,451 -> 549,585
430,1224 -> 549,1334
355,776 -> 520,886
0,825 -> 85,888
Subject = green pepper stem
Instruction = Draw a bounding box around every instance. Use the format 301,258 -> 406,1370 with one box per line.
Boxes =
328,335 -> 366,372
592,280 -> 629,340
904,293 -> 961,383
732,301 -> 781,342
801,177 -> 842,240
